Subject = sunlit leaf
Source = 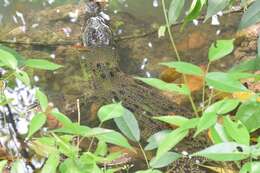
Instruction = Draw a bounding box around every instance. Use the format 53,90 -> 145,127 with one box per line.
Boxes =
36,88 -> 49,111
206,72 -> 247,93
114,108 -> 140,142
192,142 -> 251,161
145,130 -> 171,150
195,112 -> 217,136
150,152 -> 181,168
205,99 -> 240,115
51,109 -> 72,127
158,25 -> 166,38
25,59 -> 63,70
97,130 -> 132,149
41,153 -> 60,173
208,39 -> 234,62
209,123 -> 231,144
159,61 -> 203,76
0,48 -> 18,69
0,160 -> 7,173
15,70 -> 30,86
136,77 -> 190,95
27,112 -> 47,138
236,101 -> 260,132
240,162 -> 260,173
95,141 -> 107,156
223,116 -> 250,145
156,128 -> 188,158
153,115 -> 189,127
97,102 -> 124,123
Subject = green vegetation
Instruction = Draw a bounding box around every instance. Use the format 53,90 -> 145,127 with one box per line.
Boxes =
0,0 -> 260,172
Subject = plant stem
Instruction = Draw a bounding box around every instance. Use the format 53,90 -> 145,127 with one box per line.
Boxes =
138,142 -> 150,169
76,99 -> 81,151
87,122 -> 103,152
162,0 -> 199,117
202,62 -> 211,110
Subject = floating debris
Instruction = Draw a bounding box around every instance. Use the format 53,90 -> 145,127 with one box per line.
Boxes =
193,19 -> 199,26
148,42 -> 153,48
153,0 -> 159,7
69,9 -> 79,23
211,15 -> 220,26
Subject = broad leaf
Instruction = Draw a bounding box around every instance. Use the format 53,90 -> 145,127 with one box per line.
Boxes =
114,108 -> 140,142
36,88 -> 49,111
153,116 -> 189,127
192,142 -> 251,161
206,72 -> 247,93
210,123 -> 231,144
136,77 -> 190,95
208,39 -> 234,62
240,162 -> 260,173
204,0 -> 229,21
97,130 -> 132,149
239,0 -> 260,30
41,153 -> 60,173
0,160 -> 7,173
205,99 -> 240,115
195,112 -> 217,136
159,61 -> 203,76
25,59 -> 63,70
223,116 -> 250,145
0,48 -> 18,69
27,112 -> 47,138
156,128 -> 188,158
150,152 -> 181,168
168,0 -> 185,25
236,101 -> 260,132
145,130 -> 171,150
15,70 -> 30,86
51,109 -> 72,127
97,102 -> 124,123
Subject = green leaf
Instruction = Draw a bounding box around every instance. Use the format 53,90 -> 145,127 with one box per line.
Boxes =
150,152 -> 181,168
208,39 -> 234,62
0,45 -> 25,65
36,88 -> 49,111
97,130 -> 132,149
223,116 -> 250,145
210,123 -> 231,144
239,0 -> 260,30
27,112 -> 47,138
94,141 -> 107,156
145,130 -> 171,150
156,128 -> 189,158
229,58 -> 260,72
195,112 -> 217,136
159,61 -> 203,76
135,169 -> 162,173
240,162 -> 260,173
153,116 -> 189,127
114,108 -> 140,142
25,59 -> 63,70
41,153 -> 60,173
59,158 -> 82,173
168,0 -> 185,25
0,160 -> 7,173
15,70 -> 31,86
0,48 -> 18,69
192,142 -> 251,161
258,33 -> 260,57
97,102 -> 124,123
136,77 -> 190,95
204,0 -> 229,21
205,99 -> 240,115
182,0 -> 205,30
236,101 -> 260,132
51,109 -> 72,127
53,123 -> 91,136
206,72 -> 247,93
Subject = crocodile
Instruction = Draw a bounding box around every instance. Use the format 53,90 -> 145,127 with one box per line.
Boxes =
0,1 -> 211,172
